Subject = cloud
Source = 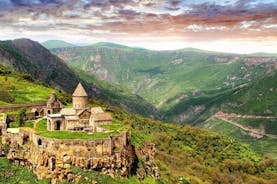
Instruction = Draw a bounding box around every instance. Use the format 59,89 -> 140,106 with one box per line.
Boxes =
0,0 -> 276,52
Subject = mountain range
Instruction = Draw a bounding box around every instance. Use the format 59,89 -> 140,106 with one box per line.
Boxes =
48,41 -> 277,123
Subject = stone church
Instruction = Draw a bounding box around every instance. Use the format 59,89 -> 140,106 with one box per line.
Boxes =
47,83 -> 112,132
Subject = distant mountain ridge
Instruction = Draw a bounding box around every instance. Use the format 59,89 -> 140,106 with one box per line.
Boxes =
51,42 -> 277,123
41,40 -> 76,49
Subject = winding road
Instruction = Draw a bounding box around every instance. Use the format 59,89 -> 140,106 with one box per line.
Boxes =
215,112 -> 277,139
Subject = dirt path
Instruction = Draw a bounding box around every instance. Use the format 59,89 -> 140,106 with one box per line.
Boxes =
215,112 -> 277,139
216,111 -> 277,119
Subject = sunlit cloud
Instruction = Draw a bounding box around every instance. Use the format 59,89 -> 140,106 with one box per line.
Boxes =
0,0 -> 276,53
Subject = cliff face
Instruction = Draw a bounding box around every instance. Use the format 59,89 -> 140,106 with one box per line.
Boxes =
1,130 -> 136,182
6,142 -> 135,181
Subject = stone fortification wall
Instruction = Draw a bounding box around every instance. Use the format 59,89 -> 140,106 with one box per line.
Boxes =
1,129 -> 134,181
6,113 -> 36,123
2,129 -> 129,157
0,102 -> 46,113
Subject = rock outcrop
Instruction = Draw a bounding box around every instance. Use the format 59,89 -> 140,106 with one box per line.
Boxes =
137,143 -> 160,180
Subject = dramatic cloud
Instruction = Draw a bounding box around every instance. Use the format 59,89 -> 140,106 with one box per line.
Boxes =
0,0 -> 276,53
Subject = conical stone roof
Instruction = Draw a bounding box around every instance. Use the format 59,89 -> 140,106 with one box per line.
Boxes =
72,82 -> 88,97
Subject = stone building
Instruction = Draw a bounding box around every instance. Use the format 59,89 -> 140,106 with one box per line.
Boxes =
31,92 -> 62,117
45,92 -> 63,115
47,82 -> 112,132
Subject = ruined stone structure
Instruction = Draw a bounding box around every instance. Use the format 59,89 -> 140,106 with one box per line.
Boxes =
0,92 -> 62,124
47,83 -> 112,132
1,128 -> 134,180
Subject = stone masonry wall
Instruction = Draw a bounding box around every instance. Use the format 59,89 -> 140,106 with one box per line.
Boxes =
1,129 -> 135,181
0,102 -> 46,113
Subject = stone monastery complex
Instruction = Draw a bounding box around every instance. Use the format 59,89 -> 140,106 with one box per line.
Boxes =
46,82 -> 112,132
0,82 -> 139,181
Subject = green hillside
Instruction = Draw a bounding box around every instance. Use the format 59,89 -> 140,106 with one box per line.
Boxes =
221,71 -> 277,116
41,40 -> 76,49
229,118 -> 277,135
163,70 -> 277,124
204,117 -> 277,157
0,62 -> 277,183
198,71 -> 277,157
0,65 -> 68,105
1,99 -> 277,183
0,39 -> 159,118
51,44 -> 276,123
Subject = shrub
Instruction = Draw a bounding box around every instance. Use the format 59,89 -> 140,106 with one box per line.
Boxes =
0,87 -> 14,103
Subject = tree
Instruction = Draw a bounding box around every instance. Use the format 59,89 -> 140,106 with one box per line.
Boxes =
17,109 -> 26,127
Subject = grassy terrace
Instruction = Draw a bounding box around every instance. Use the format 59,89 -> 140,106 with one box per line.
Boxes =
0,76 -> 52,105
0,65 -> 70,105
29,118 -> 128,140
39,131 -> 115,139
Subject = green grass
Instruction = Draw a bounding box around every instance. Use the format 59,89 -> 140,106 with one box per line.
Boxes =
101,119 -> 129,132
0,75 -> 68,105
35,119 -> 47,131
34,117 -> 126,139
0,65 -> 70,105
38,131 -> 117,139
0,76 -> 52,104
9,121 -> 33,128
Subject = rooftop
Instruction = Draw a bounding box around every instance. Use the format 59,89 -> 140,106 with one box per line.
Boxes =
48,114 -> 63,118
91,107 -> 104,114
93,113 -> 112,121
72,82 -> 88,97
60,108 -> 77,116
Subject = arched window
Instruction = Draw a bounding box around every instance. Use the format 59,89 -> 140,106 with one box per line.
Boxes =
38,139 -> 42,146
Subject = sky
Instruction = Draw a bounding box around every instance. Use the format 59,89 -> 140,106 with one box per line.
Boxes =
0,0 -> 276,53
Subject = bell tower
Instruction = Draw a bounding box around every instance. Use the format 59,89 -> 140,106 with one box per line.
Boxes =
72,82 -> 88,110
